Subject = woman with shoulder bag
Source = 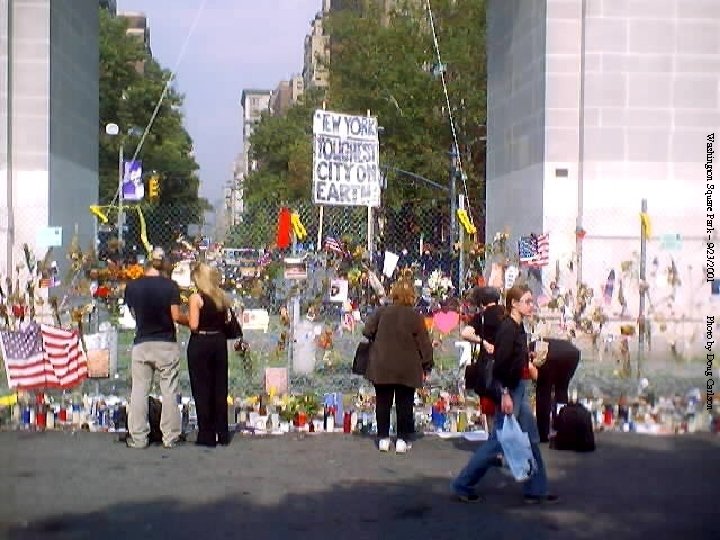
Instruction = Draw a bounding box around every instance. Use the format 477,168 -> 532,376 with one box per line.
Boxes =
462,287 -> 504,422
452,285 -> 557,505
186,263 -> 234,447
363,279 -> 433,454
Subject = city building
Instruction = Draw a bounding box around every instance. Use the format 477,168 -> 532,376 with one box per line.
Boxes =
485,0 -> 718,356
241,89 -> 272,149
303,0 -> 422,92
118,11 -> 151,54
225,156 -> 246,227
328,0 -> 421,23
269,75 -> 304,116
224,90 -> 271,227
0,0 -> 99,281
99,0 -> 117,16
303,11 -> 330,91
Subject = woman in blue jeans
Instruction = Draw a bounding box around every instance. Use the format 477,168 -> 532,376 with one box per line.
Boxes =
452,285 -> 559,505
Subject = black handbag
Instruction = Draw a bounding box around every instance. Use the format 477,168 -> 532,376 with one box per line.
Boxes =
352,341 -> 371,376
464,313 -> 496,398
353,307 -> 385,376
223,307 -> 243,340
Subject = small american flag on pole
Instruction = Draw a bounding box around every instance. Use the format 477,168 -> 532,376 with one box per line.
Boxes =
0,323 -> 87,390
324,236 -> 347,256
257,251 -> 272,268
518,233 -> 550,268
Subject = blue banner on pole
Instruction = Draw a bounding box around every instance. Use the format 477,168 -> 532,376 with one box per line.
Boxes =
122,160 -> 144,201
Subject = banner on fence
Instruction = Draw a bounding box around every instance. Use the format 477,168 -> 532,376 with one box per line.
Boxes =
312,109 -> 381,207
122,160 -> 144,201
284,256 -> 308,280
241,309 -> 270,333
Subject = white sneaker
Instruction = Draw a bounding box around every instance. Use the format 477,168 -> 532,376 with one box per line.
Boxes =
395,439 -> 411,453
378,438 -> 392,452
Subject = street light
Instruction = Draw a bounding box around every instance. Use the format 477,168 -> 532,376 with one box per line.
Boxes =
105,123 -> 142,257
104,122 -> 124,249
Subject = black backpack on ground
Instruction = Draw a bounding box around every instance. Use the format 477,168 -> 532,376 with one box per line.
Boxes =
117,396 -> 164,444
553,402 -> 595,452
148,396 -> 163,444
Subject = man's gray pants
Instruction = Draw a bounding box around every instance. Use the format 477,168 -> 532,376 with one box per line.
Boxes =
128,341 -> 181,447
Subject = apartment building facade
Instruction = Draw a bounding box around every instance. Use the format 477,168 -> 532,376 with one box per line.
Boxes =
118,11 -> 151,54
303,11 -> 330,91
270,75 -> 304,116
224,90 -> 272,227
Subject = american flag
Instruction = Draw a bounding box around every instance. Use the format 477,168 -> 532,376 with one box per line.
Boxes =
257,251 -> 272,268
324,236 -> 347,256
518,233 -> 550,268
0,323 -> 87,390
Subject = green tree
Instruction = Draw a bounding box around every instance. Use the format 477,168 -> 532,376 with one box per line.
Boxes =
243,90 -> 323,204
99,9 -> 207,247
243,0 -> 486,223
326,0 -> 487,212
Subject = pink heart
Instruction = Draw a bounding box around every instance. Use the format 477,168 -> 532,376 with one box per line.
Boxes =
433,310 -> 460,335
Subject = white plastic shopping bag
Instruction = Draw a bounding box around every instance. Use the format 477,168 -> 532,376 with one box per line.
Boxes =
496,414 -> 537,482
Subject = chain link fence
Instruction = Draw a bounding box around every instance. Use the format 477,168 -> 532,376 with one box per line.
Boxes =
225,198 -> 456,256
0,197 -> 473,399
108,196 -> 470,398
529,199 -> 712,396
4,195 -> 709,400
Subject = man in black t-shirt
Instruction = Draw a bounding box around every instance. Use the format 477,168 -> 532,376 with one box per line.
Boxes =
124,248 -> 188,448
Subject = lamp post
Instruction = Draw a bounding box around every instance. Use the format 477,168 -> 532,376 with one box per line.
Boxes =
105,123 -> 124,251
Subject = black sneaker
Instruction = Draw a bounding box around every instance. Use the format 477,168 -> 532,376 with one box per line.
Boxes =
524,494 -> 559,505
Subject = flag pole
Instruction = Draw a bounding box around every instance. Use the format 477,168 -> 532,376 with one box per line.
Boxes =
317,205 -> 324,252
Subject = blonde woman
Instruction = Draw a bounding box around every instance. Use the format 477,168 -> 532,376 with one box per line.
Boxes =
187,262 -> 233,447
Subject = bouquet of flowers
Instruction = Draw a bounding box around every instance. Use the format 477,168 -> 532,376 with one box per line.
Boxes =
487,231 -> 510,264
427,270 -> 454,301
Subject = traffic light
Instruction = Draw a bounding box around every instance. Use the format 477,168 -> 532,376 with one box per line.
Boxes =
148,175 -> 160,200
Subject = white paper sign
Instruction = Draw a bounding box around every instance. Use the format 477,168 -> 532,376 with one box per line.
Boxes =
118,303 -> 136,330
505,265 -> 519,290
241,309 -> 270,333
329,278 -> 349,303
383,251 -> 400,278
660,234 -> 682,251
171,260 -> 193,288
36,226 -> 62,247
312,109 -> 381,207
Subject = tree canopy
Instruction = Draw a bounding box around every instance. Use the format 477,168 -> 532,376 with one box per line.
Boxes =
243,0 -> 486,217
98,9 -> 209,249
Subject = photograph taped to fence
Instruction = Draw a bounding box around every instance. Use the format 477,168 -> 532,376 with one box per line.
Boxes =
312,109 -> 381,207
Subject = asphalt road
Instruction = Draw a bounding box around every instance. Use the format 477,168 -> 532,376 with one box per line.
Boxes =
1,430 -> 718,540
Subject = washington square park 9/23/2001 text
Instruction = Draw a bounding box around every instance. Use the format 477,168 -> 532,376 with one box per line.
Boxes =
706,132 -> 715,413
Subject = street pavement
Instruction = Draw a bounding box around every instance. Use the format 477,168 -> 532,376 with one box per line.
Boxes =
0,430 -> 718,540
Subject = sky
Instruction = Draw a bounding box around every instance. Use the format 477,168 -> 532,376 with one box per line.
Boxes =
118,0 -> 321,206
